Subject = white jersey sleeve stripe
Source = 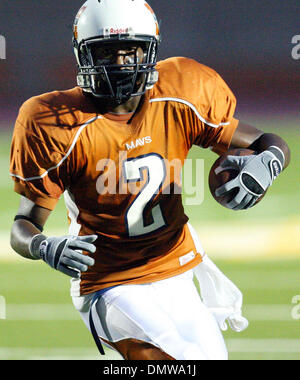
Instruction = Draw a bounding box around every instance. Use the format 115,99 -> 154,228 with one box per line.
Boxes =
149,97 -> 230,128
9,116 -> 103,182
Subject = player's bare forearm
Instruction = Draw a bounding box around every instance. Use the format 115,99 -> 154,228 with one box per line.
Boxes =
10,219 -> 45,260
230,121 -> 291,170
10,195 -> 96,277
247,133 -> 290,170
10,196 -> 50,260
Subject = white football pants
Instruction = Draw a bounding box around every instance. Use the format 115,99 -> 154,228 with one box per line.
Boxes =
72,269 -> 228,360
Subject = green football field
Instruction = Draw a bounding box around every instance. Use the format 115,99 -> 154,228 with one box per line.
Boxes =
1,126 -> 300,360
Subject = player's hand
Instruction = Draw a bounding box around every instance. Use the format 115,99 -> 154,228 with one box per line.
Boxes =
29,234 -> 97,278
215,146 -> 285,210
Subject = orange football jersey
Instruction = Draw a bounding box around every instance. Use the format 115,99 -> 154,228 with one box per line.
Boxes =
10,57 -> 239,295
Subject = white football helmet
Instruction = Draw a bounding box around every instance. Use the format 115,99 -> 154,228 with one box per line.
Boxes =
72,0 -> 160,104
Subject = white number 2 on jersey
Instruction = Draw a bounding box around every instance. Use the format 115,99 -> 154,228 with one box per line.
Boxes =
123,154 -> 167,237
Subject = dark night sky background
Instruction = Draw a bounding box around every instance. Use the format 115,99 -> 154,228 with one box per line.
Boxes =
0,0 -> 299,127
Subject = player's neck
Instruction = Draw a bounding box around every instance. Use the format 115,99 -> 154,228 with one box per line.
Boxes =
106,95 -> 143,115
85,92 -> 143,116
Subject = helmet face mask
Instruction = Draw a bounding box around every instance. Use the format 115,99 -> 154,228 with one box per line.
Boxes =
76,36 -> 158,104
73,0 -> 160,105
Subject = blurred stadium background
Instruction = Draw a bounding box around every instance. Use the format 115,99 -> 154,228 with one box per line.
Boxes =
0,0 -> 300,360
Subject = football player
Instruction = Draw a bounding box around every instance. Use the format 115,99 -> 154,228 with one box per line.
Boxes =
10,0 -> 290,360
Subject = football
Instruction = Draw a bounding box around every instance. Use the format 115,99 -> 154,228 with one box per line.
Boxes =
209,148 -> 266,209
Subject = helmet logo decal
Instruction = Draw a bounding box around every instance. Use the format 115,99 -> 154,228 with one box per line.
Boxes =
108,27 -> 129,34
